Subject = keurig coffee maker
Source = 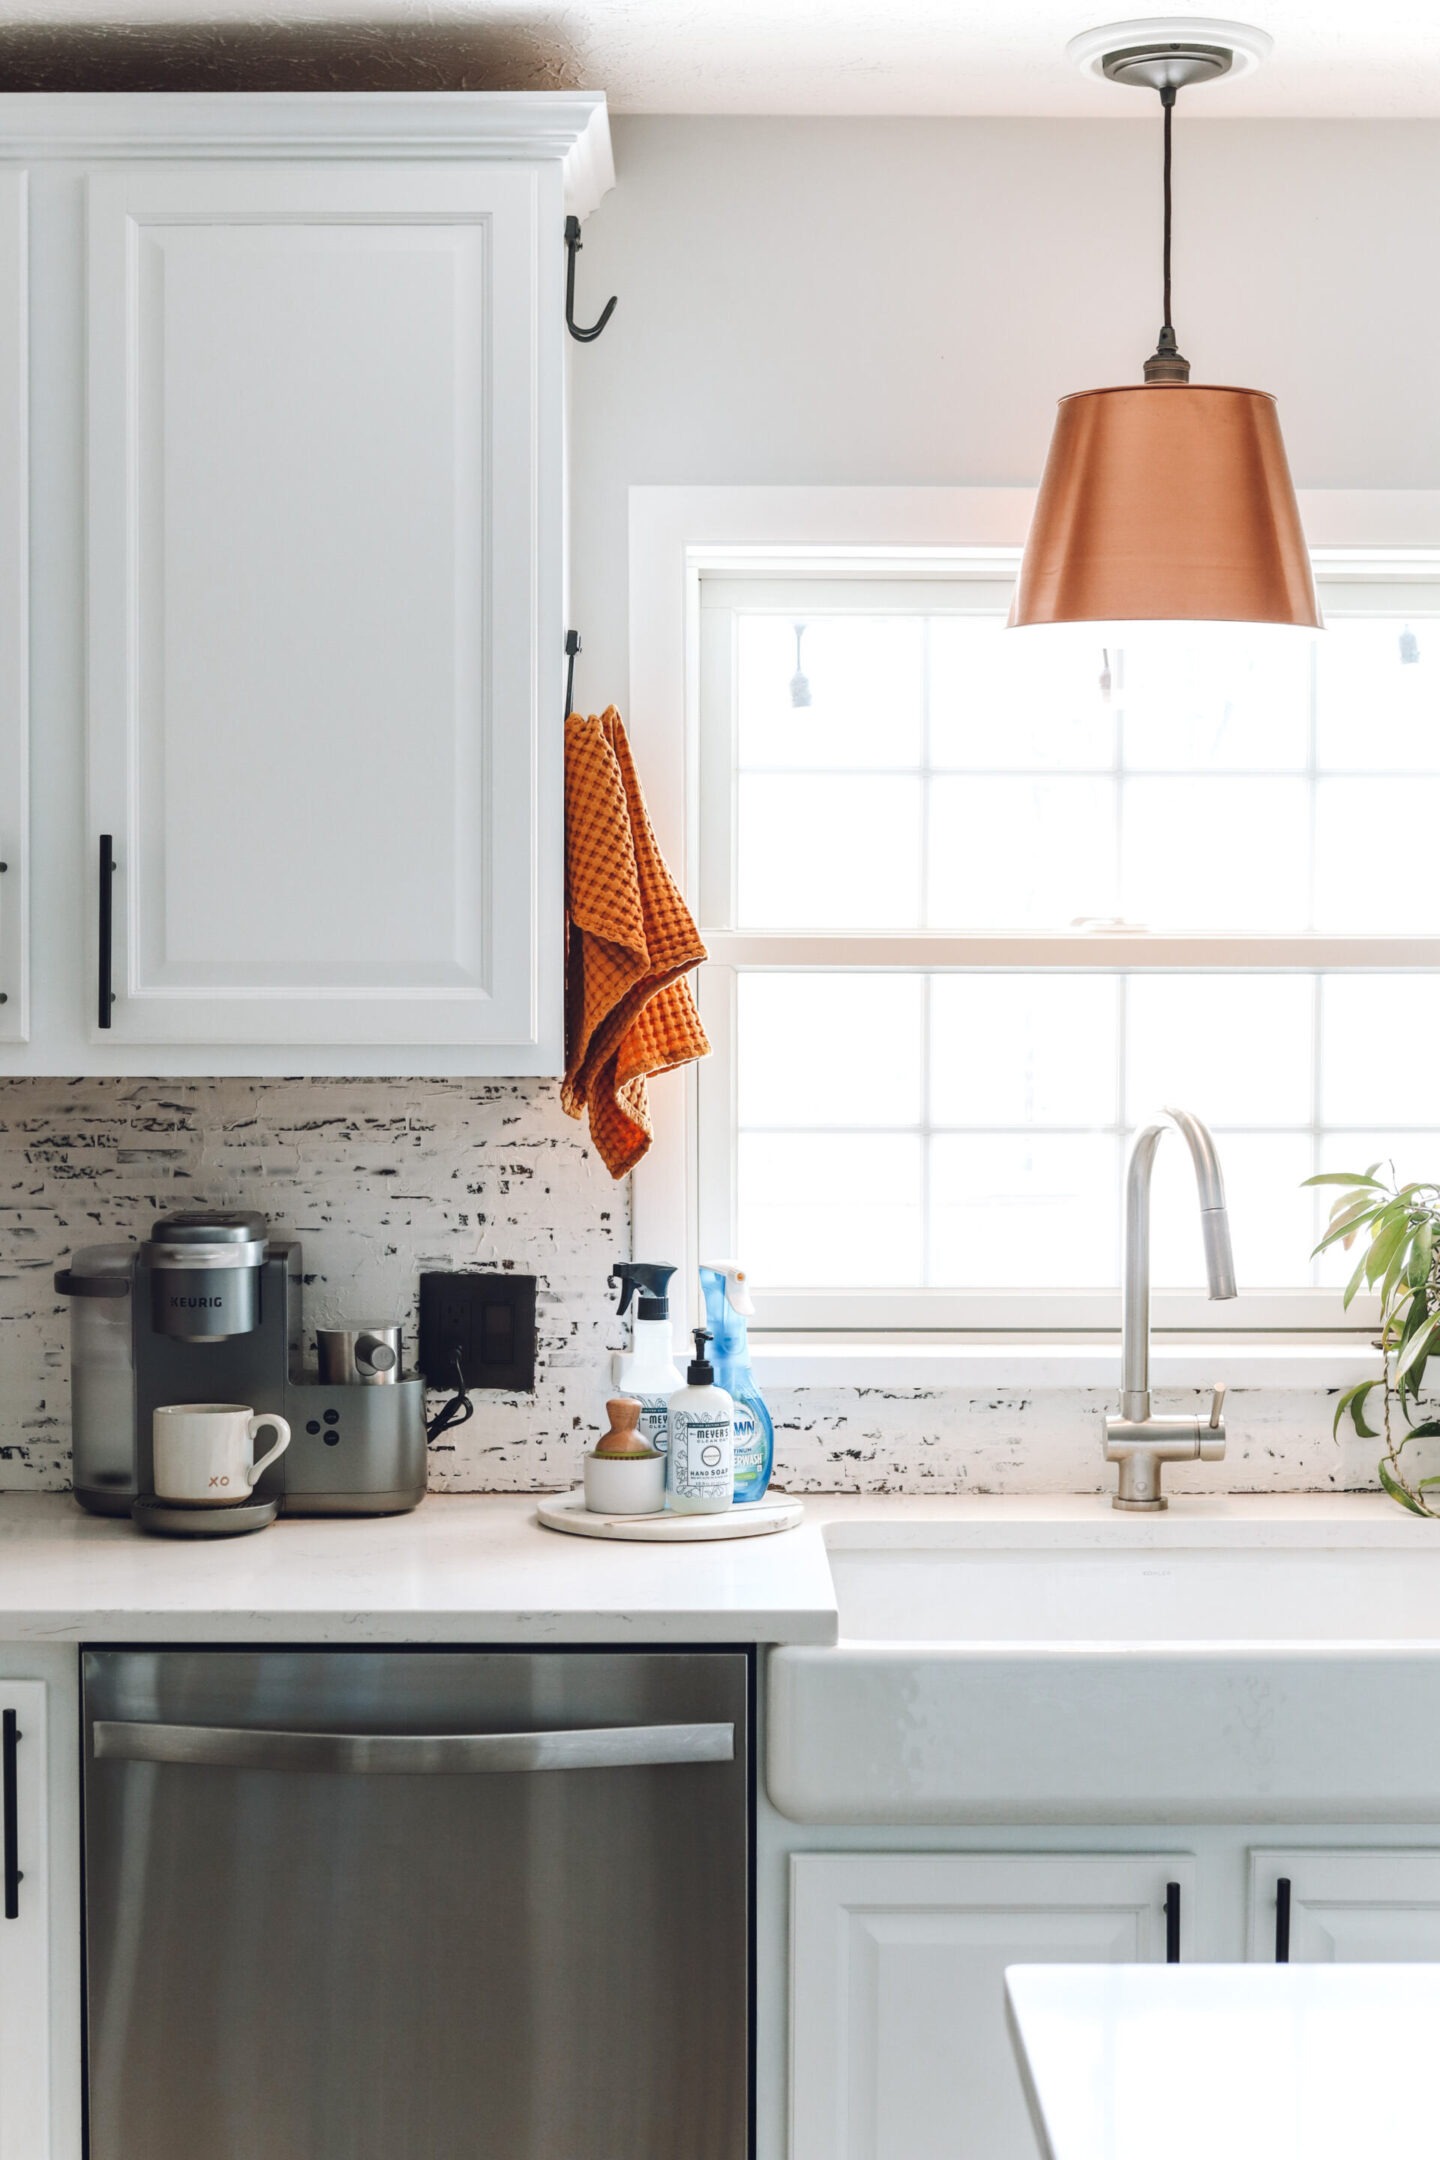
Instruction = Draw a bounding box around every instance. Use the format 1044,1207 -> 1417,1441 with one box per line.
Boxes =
56,1209 -> 426,1517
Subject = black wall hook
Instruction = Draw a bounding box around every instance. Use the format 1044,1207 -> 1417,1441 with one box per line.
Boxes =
564,216 -> 616,343
564,629 -> 581,720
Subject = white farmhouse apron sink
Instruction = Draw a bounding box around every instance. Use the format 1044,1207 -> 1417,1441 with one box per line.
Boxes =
767,1498 -> 1440,1824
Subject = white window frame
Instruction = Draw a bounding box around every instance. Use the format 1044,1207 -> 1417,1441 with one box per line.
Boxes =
629,486 -> 1440,1352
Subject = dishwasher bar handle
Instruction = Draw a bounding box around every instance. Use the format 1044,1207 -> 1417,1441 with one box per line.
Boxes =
92,1718 -> 735,1777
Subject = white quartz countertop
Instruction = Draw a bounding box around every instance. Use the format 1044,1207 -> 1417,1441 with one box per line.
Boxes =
1006,1963 -> 1440,2160
0,1489 -> 1430,1645
0,1492 -> 840,1645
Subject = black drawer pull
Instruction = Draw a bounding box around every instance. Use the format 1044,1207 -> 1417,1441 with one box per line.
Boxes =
1275,1875 -> 1291,1963
1165,1880 -> 1181,1963
98,834 -> 115,1030
3,1708 -> 22,1919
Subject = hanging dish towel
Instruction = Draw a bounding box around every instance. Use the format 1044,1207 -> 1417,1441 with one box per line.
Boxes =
563,706 -> 709,1178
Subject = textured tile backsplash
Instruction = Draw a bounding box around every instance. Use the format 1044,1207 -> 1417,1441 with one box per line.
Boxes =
765,1383 -> 1367,1495
0,1075 -> 1368,1498
0,1077 -> 623,1493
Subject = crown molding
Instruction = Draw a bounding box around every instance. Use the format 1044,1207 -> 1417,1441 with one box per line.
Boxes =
0,92 -> 614,215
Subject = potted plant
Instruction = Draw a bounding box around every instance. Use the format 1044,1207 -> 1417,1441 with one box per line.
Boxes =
1308,1165 -> 1440,1516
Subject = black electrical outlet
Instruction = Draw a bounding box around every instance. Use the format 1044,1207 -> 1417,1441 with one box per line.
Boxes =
418,1272 -> 537,1393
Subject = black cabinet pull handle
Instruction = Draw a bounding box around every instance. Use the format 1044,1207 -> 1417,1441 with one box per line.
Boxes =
1165,1880 -> 1181,1963
1275,1875 -> 1291,1963
98,834 -> 115,1029
3,1708 -> 23,1919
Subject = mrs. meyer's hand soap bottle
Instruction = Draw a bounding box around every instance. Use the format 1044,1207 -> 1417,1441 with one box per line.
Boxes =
666,1330 -> 734,1514
609,1263 -> 685,1455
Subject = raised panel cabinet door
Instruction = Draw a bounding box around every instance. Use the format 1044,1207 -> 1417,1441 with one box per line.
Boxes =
0,172 -> 25,1043
0,1682 -> 49,2157
789,1851 -> 1195,2160
85,161 -> 560,1052
1249,1848 -> 1440,1962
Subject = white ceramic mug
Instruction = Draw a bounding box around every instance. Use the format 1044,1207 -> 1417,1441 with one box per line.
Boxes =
152,1403 -> 291,1507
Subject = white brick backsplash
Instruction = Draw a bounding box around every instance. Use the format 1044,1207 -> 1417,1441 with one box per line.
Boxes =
0,1076 -> 1388,1498
0,1076 -> 624,1493
765,1385 -> 1376,1495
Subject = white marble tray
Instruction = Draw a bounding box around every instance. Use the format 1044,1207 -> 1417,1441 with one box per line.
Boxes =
536,1490 -> 804,1542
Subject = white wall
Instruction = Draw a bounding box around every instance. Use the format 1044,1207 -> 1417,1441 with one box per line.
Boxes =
570,117 -> 1440,708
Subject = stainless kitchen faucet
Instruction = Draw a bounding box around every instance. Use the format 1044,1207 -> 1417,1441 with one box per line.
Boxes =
1104,1106 -> 1236,1511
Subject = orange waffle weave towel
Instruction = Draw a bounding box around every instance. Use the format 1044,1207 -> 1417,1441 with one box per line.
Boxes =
563,706 -> 709,1178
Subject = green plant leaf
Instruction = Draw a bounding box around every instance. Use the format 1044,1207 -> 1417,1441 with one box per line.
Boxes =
1397,1297 -> 1432,1406
1366,1215 -> 1410,1289
1398,1289 -> 1431,1343
1333,1379 -> 1379,1439
1384,1250 -> 1432,1327
1396,1314 -> 1440,1383
1313,1202 -> 1387,1257
1342,1241 -> 1373,1310
1411,1220 -> 1436,1289
1378,1458 -> 1428,1515
1303,1171 -> 1387,1189
1400,1420 -> 1440,1443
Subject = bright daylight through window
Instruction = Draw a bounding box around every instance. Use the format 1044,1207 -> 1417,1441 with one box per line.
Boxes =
693,559 -> 1440,1332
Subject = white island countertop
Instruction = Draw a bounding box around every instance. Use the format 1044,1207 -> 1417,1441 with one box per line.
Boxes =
1007,1962 -> 1440,2160
0,1492 -> 840,1645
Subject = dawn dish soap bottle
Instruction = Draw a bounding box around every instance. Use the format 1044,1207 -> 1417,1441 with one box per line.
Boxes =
666,1329 -> 734,1514
609,1263 -> 685,1456
700,1264 -> 774,1503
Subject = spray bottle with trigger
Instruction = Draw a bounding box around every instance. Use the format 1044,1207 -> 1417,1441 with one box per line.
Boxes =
609,1262 -> 685,1455
699,1264 -> 774,1502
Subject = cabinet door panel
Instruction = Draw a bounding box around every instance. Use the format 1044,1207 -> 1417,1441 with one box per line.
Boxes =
0,1681 -> 49,2156
86,162 -> 553,1048
790,1851 -> 1193,2160
0,173 -> 25,1043
1249,1848 -> 1440,1961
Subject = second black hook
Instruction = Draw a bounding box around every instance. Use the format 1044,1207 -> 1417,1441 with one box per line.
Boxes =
564,215 -> 617,342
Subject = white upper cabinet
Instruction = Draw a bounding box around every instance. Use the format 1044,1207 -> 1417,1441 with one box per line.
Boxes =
0,93 -> 611,1072
0,173 -> 25,1048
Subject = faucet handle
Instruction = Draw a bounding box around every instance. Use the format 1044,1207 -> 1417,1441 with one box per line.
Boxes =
1208,1383 -> 1226,1429
1200,1383 -> 1227,1461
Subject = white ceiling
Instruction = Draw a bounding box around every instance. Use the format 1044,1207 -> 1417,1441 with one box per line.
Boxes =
1,0 -> 1439,115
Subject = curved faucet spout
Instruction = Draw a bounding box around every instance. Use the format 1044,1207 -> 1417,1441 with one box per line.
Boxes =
1121,1105 -> 1236,1422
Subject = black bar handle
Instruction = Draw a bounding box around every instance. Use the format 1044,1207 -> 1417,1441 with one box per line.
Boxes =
1165,1880 -> 1181,1963
3,1709 -> 22,1920
98,834 -> 115,1030
1275,1875 -> 1292,1963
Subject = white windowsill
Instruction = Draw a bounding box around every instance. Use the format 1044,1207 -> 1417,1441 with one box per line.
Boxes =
750,1336 -> 1380,1390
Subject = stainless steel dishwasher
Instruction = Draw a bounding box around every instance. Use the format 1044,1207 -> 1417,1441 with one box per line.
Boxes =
83,1649 -> 750,2159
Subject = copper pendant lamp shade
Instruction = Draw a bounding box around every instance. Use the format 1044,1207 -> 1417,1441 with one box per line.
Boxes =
1011,381 -> 1320,630
1013,24 -> 1319,634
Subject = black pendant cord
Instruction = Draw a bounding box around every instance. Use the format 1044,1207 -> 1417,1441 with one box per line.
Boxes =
1161,86 -> 1175,341
1145,84 -> 1190,383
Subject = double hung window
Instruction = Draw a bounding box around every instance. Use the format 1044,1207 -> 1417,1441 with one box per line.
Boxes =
691,552 -> 1440,1332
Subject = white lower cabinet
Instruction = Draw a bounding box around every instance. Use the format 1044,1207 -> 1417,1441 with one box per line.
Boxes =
0,1679 -> 50,2157
789,1851 -> 1194,2160
1248,1849 -> 1440,1962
